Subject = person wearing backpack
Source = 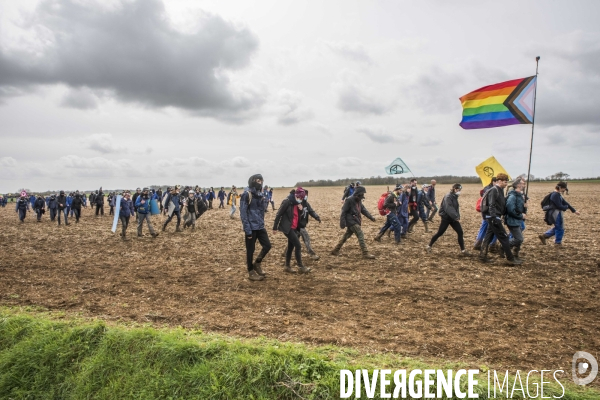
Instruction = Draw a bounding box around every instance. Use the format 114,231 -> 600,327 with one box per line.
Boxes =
162,185 -> 183,232
331,186 -> 377,259
478,173 -> 521,265
506,179 -> 527,260
427,184 -> 470,256
374,184 -> 403,244
341,182 -> 355,203
473,177 -> 498,251
241,174 -> 271,281
539,181 -> 580,245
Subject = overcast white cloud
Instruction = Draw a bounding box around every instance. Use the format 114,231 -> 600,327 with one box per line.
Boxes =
1,0 -> 600,192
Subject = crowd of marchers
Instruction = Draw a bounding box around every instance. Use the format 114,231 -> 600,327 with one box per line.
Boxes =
3,174 -> 579,281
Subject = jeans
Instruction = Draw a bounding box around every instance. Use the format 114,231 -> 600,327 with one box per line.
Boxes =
96,204 -> 104,216
245,229 -> 271,271
164,210 -> 181,228
397,212 -> 409,235
508,225 -> 524,249
476,219 -> 497,245
36,209 -> 43,221
428,203 -> 438,220
283,228 -> 316,256
184,211 -> 197,228
429,216 -> 464,250
379,213 -> 402,242
120,216 -> 130,236
73,208 -> 81,222
545,212 -> 564,244
18,209 -> 26,221
230,204 -> 237,217
50,208 -> 57,221
219,199 -> 225,208
57,209 -> 68,225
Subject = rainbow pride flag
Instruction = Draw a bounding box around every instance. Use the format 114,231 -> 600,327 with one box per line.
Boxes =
459,76 -> 537,129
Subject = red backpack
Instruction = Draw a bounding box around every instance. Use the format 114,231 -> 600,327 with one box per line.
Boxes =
377,192 -> 389,216
475,196 -> 483,212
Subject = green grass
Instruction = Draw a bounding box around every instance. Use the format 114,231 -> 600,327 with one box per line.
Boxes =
0,308 -> 598,399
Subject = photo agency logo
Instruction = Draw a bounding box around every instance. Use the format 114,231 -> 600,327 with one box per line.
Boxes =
572,351 -> 598,386
339,353 -> 598,399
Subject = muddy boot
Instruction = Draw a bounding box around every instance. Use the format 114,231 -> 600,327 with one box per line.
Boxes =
386,230 -> 392,238
473,240 -> 482,251
362,251 -> 376,259
248,269 -> 264,281
423,221 -> 429,233
513,247 -> 524,261
297,262 -> 311,274
253,262 -> 266,277
498,246 -> 506,259
459,249 -> 472,257
331,248 -> 340,256
407,220 -> 416,234
309,253 -> 320,260
374,231 -> 384,242
283,262 -> 295,273
175,224 -> 183,233
538,233 -> 549,245
151,232 -> 159,238
489,243 -> 499,253
162,223 -> 167,232
479,243 -> 490,263
505,256 -> 523,266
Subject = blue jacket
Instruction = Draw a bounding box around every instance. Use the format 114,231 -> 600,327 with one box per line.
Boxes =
549,192 -> 576,213
119,198 -> 134,218
66,196 -> 73,207
505,190 -> 525,227
218,190 -> 226,200
427,186 -> 436,203
135,195 -> 151,214
206,191 -> 215,200
240,187 -> 267,234
48,196 -> 58,210
397,192 -> 409,218
16,198 -> 30,211
417,190 -> 431,217
29,195 -> 36,207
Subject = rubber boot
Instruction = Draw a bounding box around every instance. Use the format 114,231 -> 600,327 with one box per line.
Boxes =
253,262 -> 266,277
538,233 -> 549,245
423,221 -> 429,233
473,240 -> 482,251
162,223 -> 167,232
489,242 -> 499,253
175,224 -> 183,233
248,269 -> 264,281
407,220 -> 416,233
513,247 -> 524,261
479,243 -> 490,263
505,256 -> 523,266
374,231 -> 384,242
386,230 -> 392,238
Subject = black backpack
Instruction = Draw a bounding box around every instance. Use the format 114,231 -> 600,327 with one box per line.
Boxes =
541,192 -> 552,210
480,187 -> 494,214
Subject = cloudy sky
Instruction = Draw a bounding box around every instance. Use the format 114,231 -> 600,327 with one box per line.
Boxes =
1,0 -> 599,192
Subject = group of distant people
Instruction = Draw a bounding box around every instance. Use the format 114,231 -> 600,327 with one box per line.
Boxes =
5,174 -> 580,280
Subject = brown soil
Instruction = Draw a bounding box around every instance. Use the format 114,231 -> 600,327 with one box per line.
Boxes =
1,183 -> 599,375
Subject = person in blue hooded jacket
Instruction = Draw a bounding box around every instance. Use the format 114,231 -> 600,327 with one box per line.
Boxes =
240,174 -> 271,281
66,193 -> 73,217
217,187 -> 226,208
119,191 -> 135,240
505,179 -> 526,260
16,195 -> 30,223
539,181 -> 580,245
48,194 -> 58,221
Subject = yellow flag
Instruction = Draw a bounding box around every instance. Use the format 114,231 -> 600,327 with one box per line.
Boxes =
475,156 -> 512,187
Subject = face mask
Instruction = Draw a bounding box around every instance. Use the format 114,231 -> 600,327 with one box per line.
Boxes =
455,191 -> 461,196
295,198 -> 303,203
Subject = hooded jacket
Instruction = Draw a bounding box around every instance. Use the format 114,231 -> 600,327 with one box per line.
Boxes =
439,192 -> 460,221
273,192 -> 304,234
505,190 -> 525,227
483,185 -> 506,219
240,186 -> 267,234
57,194 -> 67,210
34,197 -> 45,210
340,186 -> 374,229
71,195 -> 83,210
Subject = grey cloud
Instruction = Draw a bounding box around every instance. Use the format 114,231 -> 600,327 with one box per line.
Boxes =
337,157 -> 362,166
0,0 -> 263,120
356,126 -> 395,143
334,70 -> 389,115
56,155 -> 142,178
0,156 -> 17,167
60,87 -> 100,110
81,134 -> 127,154
275,89 -> 313,125
325,41 -> 373,64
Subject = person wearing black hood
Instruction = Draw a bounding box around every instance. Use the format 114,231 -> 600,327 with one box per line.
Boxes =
281,189 -> 322,260
56,190 -> 70,226
95,189 -> 105,216
273,187 -> 312,274
240,174 -> 271,281
71,192 -> 84,223
34,195 -> 45,222
426,184 -> 470,256
406,178 -> 420,233
331,186 -> 377,259
15,194 -> 30,223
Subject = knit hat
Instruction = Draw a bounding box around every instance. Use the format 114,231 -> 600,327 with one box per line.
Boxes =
295,187 -> 306,198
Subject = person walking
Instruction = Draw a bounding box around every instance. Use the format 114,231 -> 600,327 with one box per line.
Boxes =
56,190 -> 70,226
162,186 -> 183,232
331,186 -> 377,259
183,191 -> 200,230
71,192 -> 84,223
217,187 -> 226,209
135,187 -> 159,238
505,179 -> 526,260
34,195 -> 45,222
268,187 -> 275,211
207,187 -> 215,209
374,184 -> 403,244
240,174 -> 271,281
427,179 -> 438,222
406,179 -> 420,233
132,188 -> 142,220
95,189 -> 105,216
229,186 -> 238,219
119,191 -> 134,240
426,184 -> 470,256
478,173 -> 521,265
48,194 -> 58,222
274,187 -> 312,274
15,194 -> 30,223
539,181 -> 580,246
417,184 -> 432,233
341,182 -> 355,203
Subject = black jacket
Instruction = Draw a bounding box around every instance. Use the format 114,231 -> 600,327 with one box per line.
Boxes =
34,197 -> 45,210
384,192 -> 399,213
57,195 -> 67,210
298,199 -> 320,229
273,193 -> 300,234
95,193 -> 105,205
71,196 -> 83,210
340,187 -> 374,229
439,192 -> 460,221
483,185 -> 506,219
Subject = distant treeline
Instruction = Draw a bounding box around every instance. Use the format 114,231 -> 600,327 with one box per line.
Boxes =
295,176 -> 482,187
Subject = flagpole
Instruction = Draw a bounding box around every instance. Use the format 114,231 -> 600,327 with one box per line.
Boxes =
525,56 -> 540,197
